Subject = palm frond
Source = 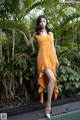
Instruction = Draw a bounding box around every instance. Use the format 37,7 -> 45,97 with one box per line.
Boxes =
59,13 -> 80,28
19,0 -> 45,18
0,20 -> 29,36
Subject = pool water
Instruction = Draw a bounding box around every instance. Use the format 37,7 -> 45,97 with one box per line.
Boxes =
39,110 -> 80,120
51,110 -> 80,120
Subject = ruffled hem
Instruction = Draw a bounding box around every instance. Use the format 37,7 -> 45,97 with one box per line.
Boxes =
38,64 -> 59,103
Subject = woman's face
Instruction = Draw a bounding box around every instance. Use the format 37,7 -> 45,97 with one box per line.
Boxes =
40,18 -> 47,29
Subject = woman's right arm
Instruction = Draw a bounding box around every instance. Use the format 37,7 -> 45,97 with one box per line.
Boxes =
20,31 -> 34,46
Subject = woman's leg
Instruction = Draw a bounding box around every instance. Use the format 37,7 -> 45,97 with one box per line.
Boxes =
45,69 -> 56,114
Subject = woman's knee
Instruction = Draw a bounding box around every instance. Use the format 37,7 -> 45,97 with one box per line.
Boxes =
45,69 -> 56,82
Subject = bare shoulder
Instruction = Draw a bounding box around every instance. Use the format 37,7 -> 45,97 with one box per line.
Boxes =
49,32 -> 54,41
49,32 -> 54,36
33,33 -> 38,40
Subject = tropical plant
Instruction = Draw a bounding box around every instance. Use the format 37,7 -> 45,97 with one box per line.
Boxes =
0,0 -> 43,107
43,0 -> 80,98
0,0 -> 80,108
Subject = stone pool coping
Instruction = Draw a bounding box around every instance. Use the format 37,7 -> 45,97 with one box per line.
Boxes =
0,94 -> 80,119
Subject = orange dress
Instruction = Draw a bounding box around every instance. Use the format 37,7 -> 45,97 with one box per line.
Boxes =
35,32 -> 59,103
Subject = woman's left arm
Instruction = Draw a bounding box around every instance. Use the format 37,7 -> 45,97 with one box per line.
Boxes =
52,42 -> 59,66
52,42 -> 59,67
51,32 -> 59,67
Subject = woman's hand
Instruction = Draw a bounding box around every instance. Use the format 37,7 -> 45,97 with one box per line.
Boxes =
20,31 -> 25,35
20,31 -> 31,46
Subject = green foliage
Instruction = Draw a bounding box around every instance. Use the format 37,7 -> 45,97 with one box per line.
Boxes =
44,1 -> 80,98
59,13 -> 80,28
56,43 -> 80,98
0,0 -> 80,107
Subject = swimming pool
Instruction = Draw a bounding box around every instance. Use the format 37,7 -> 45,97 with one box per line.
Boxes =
39,109 -> 80,120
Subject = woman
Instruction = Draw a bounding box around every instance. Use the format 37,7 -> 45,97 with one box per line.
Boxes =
35,15 -> 59,119
21,15 -> 59,119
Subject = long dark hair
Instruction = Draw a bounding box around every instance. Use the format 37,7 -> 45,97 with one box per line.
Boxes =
35,15 -> 50,35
